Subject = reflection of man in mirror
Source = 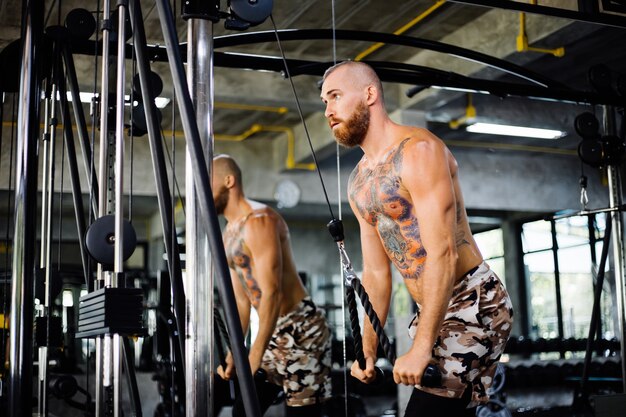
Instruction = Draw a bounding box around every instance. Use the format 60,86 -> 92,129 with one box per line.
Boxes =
213,155 -> 331,417
321,62 -> 513,416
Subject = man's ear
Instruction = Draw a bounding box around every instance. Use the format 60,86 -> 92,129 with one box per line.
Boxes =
224,174 -> 236,189
366,85 -> 378,105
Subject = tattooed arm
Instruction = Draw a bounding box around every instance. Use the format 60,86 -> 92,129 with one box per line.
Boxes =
349,197 -> 392,384
243,214 -> 283,375
394,133 -> 458,386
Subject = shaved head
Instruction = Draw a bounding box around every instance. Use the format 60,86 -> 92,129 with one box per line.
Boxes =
322,61 -> 384,102
213,154 -> 242,186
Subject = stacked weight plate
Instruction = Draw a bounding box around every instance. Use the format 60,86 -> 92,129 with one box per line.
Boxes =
76,287 -> 145,338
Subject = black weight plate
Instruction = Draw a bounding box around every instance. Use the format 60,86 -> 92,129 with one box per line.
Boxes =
86,214 -> 137,265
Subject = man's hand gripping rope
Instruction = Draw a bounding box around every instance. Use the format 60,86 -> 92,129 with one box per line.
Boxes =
327,219 -> 441,388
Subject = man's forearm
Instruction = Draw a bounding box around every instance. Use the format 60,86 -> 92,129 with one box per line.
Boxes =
249,291 -> 281,365
412,255 -> 456,352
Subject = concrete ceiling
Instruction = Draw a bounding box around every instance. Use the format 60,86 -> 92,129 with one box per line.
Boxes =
1,0 -> 626,228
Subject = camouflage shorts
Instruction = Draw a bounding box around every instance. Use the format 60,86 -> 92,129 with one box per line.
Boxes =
409,262 -> 513,405
261,297 -> 332,407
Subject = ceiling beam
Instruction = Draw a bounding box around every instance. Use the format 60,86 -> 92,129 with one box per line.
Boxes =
448,0 -> 626,29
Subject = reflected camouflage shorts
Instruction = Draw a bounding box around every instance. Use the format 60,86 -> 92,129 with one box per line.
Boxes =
261,297 -> 332,407
409,262 -> 513,405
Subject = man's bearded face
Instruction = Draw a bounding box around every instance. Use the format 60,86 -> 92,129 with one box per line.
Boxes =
332,100 -> 370,148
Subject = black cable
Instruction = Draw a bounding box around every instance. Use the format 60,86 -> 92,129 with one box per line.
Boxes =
159,124 -> 186,217
58,102 -> 65,270
269,15 -> 335,221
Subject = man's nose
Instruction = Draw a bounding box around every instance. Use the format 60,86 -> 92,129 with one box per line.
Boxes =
324,103 -> 334,119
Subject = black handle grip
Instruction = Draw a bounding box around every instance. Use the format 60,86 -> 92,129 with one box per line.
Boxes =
366,364 -> 440,387
254,369 -> 268,382
327,218 -> 344,242
421,364 -> 442,387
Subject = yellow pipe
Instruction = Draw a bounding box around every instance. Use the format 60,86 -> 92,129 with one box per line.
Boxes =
214,123 -> 264,142
516,1 -> 564,57
449,94 -> 476,129
256,125 -> 316,171
354,0 -> 447,62
211,123 -> 315,171
215,102 -> 288,114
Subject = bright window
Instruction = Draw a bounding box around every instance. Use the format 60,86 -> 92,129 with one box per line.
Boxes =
474,228 -> 505,282
522,215 -> 613,344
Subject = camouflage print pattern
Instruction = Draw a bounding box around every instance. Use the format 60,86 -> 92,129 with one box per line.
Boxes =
261,297 -> 332,407
408,262 -> 513,406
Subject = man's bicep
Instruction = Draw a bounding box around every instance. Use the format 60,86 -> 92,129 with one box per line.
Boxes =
230,268 -> 250,307
245,218 -> 282,293
403,142 -> 456,254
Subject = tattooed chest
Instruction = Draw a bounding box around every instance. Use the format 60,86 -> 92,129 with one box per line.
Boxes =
224,233 -> 250,270
223,230 -> 261,302
349,166 -> 427,280
349,167 -> 412,226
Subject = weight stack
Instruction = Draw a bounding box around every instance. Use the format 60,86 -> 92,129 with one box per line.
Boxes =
76,287 -> 146,338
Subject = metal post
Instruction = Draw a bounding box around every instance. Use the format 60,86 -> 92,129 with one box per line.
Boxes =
128,0 -> 186,395
9,0 -> 44,415
36,78 -> 52,417
37,74 -> 57,417
602,105 -> 626,391
154,0 -> 261,415
96,1 -> 113,415
186,17 -> 214,417
112,2 -> 128,416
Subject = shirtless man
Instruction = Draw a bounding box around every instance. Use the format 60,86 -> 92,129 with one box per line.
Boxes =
213,155 -> 331,417
321,61 -> 513,416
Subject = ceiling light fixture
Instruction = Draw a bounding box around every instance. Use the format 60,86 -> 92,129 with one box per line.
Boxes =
466,122 -> 566,139
50,91 -> 171,109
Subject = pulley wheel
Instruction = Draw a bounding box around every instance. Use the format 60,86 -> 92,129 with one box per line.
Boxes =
588,64 -> 612,94
50,375 -> 78,400
574,112 -> 599,140
603,135 -> 626,166
578,139 -> 604,168
86,215 -> 137,265
133,71 -> 164,99
65,8 -> 96,40
230,0 -> 273,25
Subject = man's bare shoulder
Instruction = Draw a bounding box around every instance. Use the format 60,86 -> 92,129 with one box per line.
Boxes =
245,205 -> 290,240
246,206 -> 278,226
402,126 -> 445,147
397,128 -> 456,176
